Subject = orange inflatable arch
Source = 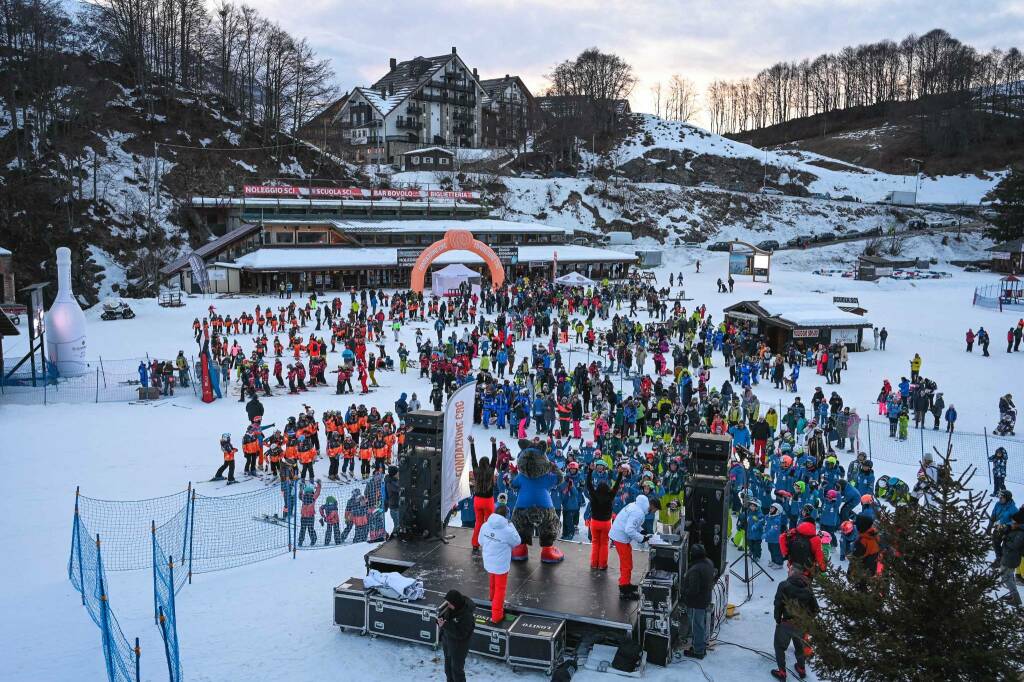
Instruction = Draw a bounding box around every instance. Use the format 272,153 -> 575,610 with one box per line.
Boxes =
409,229 -> 505,293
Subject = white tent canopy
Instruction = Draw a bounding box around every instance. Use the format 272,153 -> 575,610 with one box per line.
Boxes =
432,262 -> 481,296
554,271 -> 596,287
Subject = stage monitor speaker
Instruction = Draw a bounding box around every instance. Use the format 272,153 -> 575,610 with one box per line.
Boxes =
682,476 -> 731,577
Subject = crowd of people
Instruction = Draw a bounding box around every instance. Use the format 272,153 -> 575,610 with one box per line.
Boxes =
188,268 -> 1020,680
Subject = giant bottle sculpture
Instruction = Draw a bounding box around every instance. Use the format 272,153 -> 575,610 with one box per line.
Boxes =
45,247 -> 89,377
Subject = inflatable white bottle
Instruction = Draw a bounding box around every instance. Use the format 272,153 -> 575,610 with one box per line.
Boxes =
45,247 -> 89,377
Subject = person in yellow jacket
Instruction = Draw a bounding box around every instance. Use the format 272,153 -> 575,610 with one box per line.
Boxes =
910,353 -> 922,381
765,407 -> 779,435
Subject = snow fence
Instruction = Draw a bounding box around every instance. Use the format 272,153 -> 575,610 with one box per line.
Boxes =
68,490 -> 142,682
856,414 -> 1023,485
73,478 -> 386,681
0,356 -> 200,405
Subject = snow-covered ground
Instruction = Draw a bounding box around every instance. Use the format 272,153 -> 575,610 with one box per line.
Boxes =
616,115 -> 1007,205
3,246 -> 1021,682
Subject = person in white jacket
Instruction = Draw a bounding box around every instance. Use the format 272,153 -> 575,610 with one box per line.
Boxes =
609,494 -> 660,599
479,505 -> 521,623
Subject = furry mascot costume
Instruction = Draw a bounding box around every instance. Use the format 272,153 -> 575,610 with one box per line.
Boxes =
510,438 -> 565,563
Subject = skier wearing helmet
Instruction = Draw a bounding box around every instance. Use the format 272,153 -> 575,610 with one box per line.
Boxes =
765,503 -> 786,568
211,433 -> 238,484
297,479 -> 321,547
820,489 -> 841,548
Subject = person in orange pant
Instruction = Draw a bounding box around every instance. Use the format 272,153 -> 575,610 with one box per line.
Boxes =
585,463 -> 622,570
609,494 -> 659,600
479,505 -> 521,624
469,436 -> 497,552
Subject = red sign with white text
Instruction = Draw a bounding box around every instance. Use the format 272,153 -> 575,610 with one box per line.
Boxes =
242,185 -> 480,201
243,184 -> 300,196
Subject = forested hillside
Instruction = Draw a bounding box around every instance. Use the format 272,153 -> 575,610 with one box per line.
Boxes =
0,0 -> 351,303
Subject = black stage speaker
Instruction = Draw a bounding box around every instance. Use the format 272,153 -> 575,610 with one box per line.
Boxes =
398,409 -> 445,537
405,410 -> 443,431
683,475 -> 731,577
688,433 -> 732,478
399,445 -> 443,539
406,410 -> 444,448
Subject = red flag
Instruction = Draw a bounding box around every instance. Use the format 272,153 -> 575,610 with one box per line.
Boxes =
200,351 -> 214,403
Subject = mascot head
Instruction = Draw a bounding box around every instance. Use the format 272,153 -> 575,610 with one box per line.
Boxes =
516,438 -> 552,478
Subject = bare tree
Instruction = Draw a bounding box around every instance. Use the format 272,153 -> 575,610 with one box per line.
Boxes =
665,74 -> 699,122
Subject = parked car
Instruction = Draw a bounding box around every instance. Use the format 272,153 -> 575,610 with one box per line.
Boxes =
759,187 -> 784,196
785,235 -> 813,247
816,231 -> 837,242
809,192 -> 831,200
706,241 -> 733,252
756,240 -> 780,251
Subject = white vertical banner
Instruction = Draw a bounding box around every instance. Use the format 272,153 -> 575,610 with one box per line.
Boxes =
442,381 -> 477,514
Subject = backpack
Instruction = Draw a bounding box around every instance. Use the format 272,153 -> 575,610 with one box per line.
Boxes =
785,530 -> 813,568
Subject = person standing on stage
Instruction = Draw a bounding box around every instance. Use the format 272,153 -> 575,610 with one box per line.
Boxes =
609,494 -> 660,599
586,461 -> 622,570
469,435 -> 496,553
438,589 -> 476,682
479,505 -> 521,624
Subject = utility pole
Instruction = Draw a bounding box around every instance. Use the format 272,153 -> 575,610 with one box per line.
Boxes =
905,157 -> 923,202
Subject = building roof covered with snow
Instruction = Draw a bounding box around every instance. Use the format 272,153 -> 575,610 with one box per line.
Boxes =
232,244 -> 634,272
724,298 -> 872,330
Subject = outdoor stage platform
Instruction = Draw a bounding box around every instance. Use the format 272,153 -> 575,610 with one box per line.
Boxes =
365,526 -> 650,634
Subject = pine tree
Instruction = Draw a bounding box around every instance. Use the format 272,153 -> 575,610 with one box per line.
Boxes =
985,166 -> 1024,243
797,446 -> 1024,681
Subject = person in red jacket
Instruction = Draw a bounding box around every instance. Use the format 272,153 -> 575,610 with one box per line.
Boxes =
779,519 -> 826,574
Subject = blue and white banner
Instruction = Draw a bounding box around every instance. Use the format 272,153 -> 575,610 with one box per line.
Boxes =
442,381 -> 476,514
187,253 -> 210,293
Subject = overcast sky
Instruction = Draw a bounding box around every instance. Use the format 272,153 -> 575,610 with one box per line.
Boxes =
246,0 -> 1023,127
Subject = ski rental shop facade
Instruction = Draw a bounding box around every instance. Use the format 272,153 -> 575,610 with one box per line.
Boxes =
723,298 -> 873,352
163,188 -> 635,294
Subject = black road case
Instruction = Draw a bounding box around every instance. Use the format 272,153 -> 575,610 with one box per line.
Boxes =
649,534 -> 687,577
366,589 -> 445,647
334,578 -> 368,632
639,570 -> 679,614
469,607 -> 512,661
507,614 -> 566,674
639,605 -> 684,667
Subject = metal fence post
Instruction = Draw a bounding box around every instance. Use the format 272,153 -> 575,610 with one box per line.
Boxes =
99,356 -> 107,388
181,483 -> 191,573
73,490 -> 85,605
158,606 -> 173,681
134,637 -> 141,682
984,428 -> 992,484
151,520 -> 158,624
96,536 -> 115,682
919,421 -> 925,458
866,416 -> 873,458
187,489 -> 196,585
292,479 -> 298,559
